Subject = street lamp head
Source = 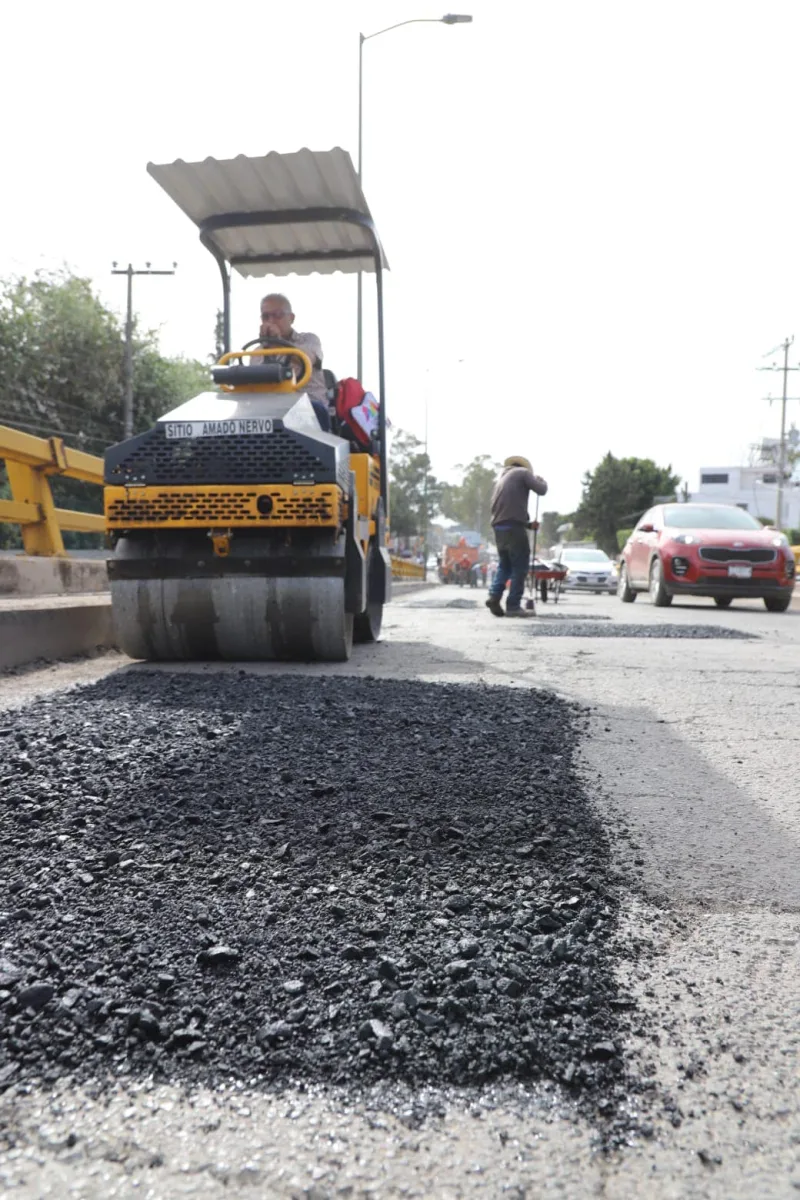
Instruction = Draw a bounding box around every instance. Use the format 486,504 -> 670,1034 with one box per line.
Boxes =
442,13 -> 473,23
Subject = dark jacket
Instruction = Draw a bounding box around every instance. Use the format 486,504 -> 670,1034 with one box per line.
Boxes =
490,467 -> 548,527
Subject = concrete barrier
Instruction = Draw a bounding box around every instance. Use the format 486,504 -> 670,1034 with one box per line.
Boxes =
0,596 -> 115,670
0,556 -> 109,598
390,557 -> 426,580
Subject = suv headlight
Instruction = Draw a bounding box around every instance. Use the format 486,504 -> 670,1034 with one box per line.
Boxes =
672,534 -> 697,545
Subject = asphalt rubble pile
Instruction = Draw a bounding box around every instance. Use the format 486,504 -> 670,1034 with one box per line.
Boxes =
0,672 -> 646,1127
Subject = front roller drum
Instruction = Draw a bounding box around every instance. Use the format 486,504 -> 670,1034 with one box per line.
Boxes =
111,575 -> 354,662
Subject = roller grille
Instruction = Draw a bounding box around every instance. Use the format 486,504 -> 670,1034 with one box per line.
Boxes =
107,490 -> 340,525
107,427 -> 327,485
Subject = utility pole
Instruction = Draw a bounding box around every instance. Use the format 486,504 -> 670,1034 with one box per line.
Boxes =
758,336 -> 799,529
422,394 -> 429,578
111,262 -> 177,437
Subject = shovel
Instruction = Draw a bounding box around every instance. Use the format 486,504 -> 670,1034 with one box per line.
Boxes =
524,493 -> 541,613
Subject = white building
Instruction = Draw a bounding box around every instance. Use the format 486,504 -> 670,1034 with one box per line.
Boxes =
690,437 -> 800,529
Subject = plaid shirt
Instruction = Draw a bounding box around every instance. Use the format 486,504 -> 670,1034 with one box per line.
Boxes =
289,331 -> 326,405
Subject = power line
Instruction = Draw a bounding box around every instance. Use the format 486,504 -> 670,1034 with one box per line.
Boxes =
0,398 -> 114,435
0,390 -> 122,434
0,381 -> 121,424
0,399 -> 117,432
0,408 -> 111,451
0,415 -> 104,447
13,390 -> 117,421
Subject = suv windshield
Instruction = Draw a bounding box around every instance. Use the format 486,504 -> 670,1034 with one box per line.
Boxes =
662,505 -> 763,531
561,549 -> 611,564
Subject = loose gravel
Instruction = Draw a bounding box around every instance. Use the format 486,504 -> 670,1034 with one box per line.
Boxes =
524,623 -> 755,639
536,613 -> 612,621
406,598 -> 484,609
0,673 -> 643,1128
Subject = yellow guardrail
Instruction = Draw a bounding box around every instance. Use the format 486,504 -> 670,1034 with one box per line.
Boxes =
0,423 -> 105,556
390,556 -> 426,580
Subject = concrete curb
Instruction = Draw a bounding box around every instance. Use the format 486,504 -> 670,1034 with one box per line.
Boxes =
0,597 -> 116,671
0,556 -> 109,598
390,580 -> 439,599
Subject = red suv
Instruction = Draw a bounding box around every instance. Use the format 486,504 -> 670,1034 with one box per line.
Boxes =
618,502 -> 795,611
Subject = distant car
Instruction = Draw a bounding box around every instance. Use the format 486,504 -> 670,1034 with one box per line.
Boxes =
618,502 -> 796,611
556,547 -> 617,593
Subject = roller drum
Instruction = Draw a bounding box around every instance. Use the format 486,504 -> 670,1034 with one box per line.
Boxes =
110,574 -> 353,662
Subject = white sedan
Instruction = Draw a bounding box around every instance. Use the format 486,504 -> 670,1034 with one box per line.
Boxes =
556,548 -> 617,593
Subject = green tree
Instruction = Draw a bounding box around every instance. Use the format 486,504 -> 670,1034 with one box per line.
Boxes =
0,465 -> 18,549
440,455 -> 500,540
211,309 -> 226,363
0,272 -> 123,454
0,269 -> 209,549
129,347 -> 209,433
786,423 -> 800,477
539,510 -> 573,549
389,430 -> 442,539
574,452 -> 680,555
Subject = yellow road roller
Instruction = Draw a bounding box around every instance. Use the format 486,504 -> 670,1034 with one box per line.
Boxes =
104,148 -> 391,662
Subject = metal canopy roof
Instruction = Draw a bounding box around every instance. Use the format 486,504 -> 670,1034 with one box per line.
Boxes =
146,148 -> 388,278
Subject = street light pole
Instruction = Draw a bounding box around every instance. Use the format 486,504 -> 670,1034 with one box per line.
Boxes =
112,262 -> 177,438
356,13 -> 472,381
357,31 -> 365,384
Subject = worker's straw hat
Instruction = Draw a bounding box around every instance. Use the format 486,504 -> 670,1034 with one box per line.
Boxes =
503,455 -> 532,471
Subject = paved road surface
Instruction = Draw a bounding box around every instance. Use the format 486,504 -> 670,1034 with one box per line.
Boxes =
0,586 -> 797,1198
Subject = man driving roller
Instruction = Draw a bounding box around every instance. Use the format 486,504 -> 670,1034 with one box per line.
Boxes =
257,293 -> 328,410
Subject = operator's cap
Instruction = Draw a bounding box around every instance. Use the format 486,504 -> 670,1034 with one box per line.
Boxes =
503,455 -> 532,472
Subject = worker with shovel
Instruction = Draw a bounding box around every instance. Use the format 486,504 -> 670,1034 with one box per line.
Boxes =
485,456 -> 548,618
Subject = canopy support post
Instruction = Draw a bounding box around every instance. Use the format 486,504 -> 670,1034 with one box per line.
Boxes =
201,231 -> 232,354
375,260 -> 388,520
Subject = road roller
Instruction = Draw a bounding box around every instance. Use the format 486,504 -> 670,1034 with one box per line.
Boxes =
103,148 -> 391,662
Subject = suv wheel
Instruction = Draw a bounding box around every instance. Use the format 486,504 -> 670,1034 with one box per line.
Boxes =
764,595 -> 791,613
649,557 -> 673,607
617,562 -> 636,603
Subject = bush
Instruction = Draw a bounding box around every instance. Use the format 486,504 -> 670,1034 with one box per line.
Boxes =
616,528 -> 633,551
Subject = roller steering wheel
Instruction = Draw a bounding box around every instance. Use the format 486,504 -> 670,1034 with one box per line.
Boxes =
223,339 -> 313,392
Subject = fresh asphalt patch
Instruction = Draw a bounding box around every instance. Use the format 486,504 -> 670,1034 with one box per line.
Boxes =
0,673 -> 656,1136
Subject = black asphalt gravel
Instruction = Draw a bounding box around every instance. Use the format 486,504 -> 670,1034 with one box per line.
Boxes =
523,623 -> 755,639
0,673 -> 642,1125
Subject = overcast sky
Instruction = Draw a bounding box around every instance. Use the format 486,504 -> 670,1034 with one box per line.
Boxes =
3,0 -> 800,513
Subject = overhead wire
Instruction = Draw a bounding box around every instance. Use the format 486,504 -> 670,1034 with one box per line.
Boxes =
0,409 -> 111,452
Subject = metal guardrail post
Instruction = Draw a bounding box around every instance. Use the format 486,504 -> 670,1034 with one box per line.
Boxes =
0,424 -> 106,556
4,457 -> 66,555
